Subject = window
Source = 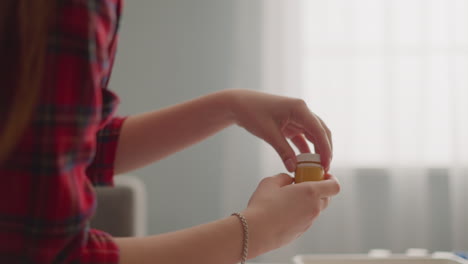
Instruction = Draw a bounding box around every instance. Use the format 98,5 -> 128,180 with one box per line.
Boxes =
262,0 -> 468,168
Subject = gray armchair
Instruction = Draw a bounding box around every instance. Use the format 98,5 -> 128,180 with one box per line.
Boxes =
91,175 -> 147,237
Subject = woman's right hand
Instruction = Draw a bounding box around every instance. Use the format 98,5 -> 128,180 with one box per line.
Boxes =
242,173 -> 340,258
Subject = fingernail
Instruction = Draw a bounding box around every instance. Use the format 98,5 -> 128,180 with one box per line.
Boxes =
324,158 -> 332,172
285,158 -> 296,172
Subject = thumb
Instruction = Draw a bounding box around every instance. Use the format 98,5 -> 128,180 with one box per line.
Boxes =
264,124 -> 297,172
260,173 -> 294,188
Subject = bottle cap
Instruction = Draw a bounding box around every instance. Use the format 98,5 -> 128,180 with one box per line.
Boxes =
296,153 -> 321,163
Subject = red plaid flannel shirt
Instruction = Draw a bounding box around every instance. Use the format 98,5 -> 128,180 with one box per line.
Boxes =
0,0 -> 125,262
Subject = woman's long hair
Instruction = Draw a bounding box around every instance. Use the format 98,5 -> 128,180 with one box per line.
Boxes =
0,1 -> 54,163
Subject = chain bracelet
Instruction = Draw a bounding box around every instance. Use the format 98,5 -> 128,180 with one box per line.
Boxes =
232,212 -> 249,264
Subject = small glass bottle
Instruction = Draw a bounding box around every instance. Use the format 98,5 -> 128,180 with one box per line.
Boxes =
294,153 -> 324,183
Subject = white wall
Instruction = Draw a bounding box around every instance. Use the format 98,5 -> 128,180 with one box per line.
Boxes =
106,2 -> 468,262
109,0 -> 262,236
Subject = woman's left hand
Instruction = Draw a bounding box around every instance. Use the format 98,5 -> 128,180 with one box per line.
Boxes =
227,89 -> 333,172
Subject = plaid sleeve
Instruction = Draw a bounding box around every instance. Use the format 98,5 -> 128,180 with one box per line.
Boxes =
86,0 -> 125,187
86,115 -> 127,186
70,229 -> 120,263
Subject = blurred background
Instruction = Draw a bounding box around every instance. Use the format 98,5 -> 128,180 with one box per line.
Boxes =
109,0 -> 468,262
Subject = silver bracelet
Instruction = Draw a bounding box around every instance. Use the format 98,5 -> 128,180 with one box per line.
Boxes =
232,212 -> 249,264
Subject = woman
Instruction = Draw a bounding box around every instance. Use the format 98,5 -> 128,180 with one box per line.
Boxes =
0,0 -> 340,263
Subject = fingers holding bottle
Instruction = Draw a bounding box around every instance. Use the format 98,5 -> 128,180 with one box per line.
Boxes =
243,173 -> 340,257
226,89 -> 332,173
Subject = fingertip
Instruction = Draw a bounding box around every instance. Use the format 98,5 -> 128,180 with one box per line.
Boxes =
280,173 -> 294,181
319,158 -> 329,173
285,157 -> 296,172
272,173 -> 294,186
267,127 -> 297,173
313,143 -> 331,172
325,174 -> 341,193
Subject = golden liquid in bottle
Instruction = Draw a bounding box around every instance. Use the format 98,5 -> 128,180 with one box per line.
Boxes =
295,163 -> 324,183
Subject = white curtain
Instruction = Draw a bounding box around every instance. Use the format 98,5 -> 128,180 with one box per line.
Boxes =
259,0 -> 468,262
